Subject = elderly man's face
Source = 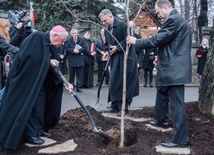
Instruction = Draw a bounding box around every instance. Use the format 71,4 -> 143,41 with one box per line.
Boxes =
51,34 -> 67,47
100,15 -> 113,26
70,30 -> 78,37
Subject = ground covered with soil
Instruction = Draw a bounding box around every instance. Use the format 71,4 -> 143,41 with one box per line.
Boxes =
1,101 -> 214,155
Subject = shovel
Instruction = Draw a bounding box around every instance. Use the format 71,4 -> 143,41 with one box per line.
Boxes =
93,54 -> 111,110
54,66 -> 112,141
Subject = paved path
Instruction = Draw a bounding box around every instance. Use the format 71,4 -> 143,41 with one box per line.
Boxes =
61,86 -> 199,115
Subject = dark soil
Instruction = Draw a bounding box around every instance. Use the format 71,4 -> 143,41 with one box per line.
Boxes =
1,101 -> 214,155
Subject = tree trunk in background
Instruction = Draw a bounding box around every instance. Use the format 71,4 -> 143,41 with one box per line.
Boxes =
198,0 -> 208,42
198,26 -> 214,115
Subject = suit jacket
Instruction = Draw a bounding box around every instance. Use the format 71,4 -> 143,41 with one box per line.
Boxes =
105,17 -> 139,102
66,36 -> 86,67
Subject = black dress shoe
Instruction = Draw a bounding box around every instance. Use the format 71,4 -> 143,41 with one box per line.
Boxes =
76,88 -> 82,92
150,120 -> 169,129
150,84 -> 153,87
40,131 -> 52,138
25,136 -> 44,145
161,142 -> 186,148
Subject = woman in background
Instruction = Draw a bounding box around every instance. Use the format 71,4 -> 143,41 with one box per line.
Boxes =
196,38 -> 209,79
0,18 -> 19,89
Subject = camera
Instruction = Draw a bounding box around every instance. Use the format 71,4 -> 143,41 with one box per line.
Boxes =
8,10 -> 31,26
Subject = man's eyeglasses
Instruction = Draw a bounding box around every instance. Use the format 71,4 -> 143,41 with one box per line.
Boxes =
56,34 -> 66,44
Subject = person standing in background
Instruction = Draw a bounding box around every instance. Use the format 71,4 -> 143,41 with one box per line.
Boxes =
196,38 -> 209,79
142,34 -> 157,87
55,43 -> 68,75
129,21 -> 144,76
82,32 -> 96,88
94,28 -> 109,86
0,18 -> 19,89
66,29 -> 86,93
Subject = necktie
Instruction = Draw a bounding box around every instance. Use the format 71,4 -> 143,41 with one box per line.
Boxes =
74,37 -> 77,43
102,36 -> 106,44
108,26 -> 113,33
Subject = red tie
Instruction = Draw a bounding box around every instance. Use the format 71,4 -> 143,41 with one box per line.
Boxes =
74,37 -> 77,43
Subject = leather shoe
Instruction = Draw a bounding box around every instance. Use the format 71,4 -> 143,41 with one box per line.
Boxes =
161,142 -> 186,148
24,136 -> 44,145
76,88 -> 82,92
150,120 -> 169,129
40,131 -> 52,138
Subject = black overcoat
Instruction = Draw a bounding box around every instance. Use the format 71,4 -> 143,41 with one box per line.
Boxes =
0,32 -> 62,150
105,17 -> 139,102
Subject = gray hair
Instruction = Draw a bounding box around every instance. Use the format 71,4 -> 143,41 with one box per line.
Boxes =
155,0 -> 172,8
98,9 -> 112,18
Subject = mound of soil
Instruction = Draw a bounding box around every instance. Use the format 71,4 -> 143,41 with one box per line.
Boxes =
1,102 -> 214,155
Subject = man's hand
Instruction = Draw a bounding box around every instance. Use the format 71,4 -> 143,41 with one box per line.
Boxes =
50,59 -> 59,68
64,83 -> 73,95
74,49 -> 79,54
153,58 -> 158,66
126,36 -> 137,45
16,22 -> 23,29
60,54 -> 64,59
110,45 -> 117,55
102,52 -> 109,61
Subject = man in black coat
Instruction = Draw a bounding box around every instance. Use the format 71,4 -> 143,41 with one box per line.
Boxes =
127,0 -> 192,148
99,9 -> 139,116
66,29 -> 86,92
94,28 -> 109,86
0,25 -> 73,150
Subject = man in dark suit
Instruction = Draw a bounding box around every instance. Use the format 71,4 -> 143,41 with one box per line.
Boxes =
127,0 -> 192,148
94,28 -> 109,86
66,29 -> 86,92
99,9 -> 139,116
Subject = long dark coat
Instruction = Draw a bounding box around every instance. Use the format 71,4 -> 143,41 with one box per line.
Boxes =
82,38 -> 94,88
0,32 -> 63,150
196,45 -> 208,75
136,9 -> 192,86
133,33 -> 144,68
52,44 -> 68,75
142,47 -> 157,70
105,17 -> 139,102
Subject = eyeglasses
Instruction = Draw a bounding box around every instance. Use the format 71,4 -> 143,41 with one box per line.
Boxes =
56,34 -> 66,44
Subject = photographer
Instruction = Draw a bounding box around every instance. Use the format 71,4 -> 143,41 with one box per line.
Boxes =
8,10 -> 32,49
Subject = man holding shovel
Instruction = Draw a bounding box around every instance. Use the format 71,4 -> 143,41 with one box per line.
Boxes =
0,25 -> 73,150
99,9 -> 139,116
